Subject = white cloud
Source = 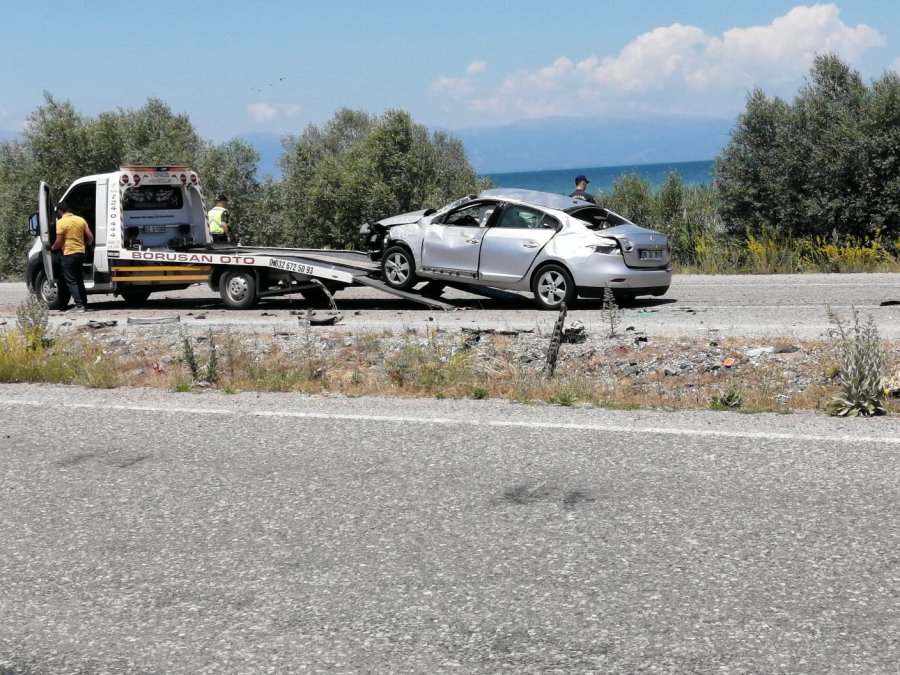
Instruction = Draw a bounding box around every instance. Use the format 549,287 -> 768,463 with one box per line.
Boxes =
432,60 -> 487,97
247,102 -> 302,123
437,4 -> 885,121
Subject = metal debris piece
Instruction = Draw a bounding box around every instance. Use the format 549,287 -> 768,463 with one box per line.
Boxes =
545,302 -> 567,376
299,308 -> 342,326
127,316 -> 180,325
86,320 -> 118,329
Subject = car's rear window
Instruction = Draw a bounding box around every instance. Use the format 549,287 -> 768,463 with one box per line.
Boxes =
566,206 -> 630,230
123,186 -> 184,211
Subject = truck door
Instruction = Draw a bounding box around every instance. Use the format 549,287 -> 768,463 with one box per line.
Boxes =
38,182 -> 56,283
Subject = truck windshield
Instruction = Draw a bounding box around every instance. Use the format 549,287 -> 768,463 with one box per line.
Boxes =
123,186 -> 183,211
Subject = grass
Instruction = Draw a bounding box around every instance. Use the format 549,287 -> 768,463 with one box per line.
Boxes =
2,316 -> 897,416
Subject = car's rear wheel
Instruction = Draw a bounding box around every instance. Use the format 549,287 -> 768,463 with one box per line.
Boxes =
382,246 -> 417,291
532,264 -> 575,310
220,269 -> 258,309
35,269 -> 69,310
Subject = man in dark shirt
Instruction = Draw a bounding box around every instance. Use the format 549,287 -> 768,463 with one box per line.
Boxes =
569,174 -> 596,203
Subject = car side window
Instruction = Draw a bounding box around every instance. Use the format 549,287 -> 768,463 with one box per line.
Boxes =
444,203 -> 496,227
495,205 -> 545,229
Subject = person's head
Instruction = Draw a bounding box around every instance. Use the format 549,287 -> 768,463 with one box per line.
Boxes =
575,175 -> 590,190
56,200 -> 71,215
216,194 -> 228,205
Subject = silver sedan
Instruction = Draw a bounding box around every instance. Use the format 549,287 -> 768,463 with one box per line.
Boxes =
363,188 -> 672,310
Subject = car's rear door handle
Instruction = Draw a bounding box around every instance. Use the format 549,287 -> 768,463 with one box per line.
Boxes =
466,239 -> 480,244
522,241 -> 539,248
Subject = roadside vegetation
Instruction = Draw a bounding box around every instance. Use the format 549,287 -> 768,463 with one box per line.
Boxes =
2,54 -> 900,279
1,299 -> 894,416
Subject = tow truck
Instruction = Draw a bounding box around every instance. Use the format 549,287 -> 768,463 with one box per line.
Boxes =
25,165 -> 454,311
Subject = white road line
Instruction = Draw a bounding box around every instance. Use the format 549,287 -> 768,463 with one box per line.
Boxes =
1,398 -> 896,446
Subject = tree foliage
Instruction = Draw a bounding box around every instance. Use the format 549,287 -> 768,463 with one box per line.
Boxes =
715,53 -> 900,241
275,108 -> 486,248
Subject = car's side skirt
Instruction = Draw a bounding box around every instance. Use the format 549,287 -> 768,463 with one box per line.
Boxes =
419,266 -> 478,280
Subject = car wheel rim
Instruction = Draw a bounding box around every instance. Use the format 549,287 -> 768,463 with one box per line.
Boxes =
386,254 -> 409,285
227,276 -> 249,301
538,272 -> 566,305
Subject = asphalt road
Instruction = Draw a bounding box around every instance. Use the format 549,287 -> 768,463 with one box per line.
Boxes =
2,274 -> 899,673
1,386 -> 899,673
1,272 -> 899,338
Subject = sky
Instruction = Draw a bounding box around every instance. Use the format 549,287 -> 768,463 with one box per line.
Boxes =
1,1 -> 899,158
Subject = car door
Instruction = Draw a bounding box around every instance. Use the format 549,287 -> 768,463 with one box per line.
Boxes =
421,201 -> 498,278
478,204 -> 558,283
38,182 -> 57,283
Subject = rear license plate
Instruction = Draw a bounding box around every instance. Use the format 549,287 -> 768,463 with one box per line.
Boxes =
639,249 -> 663,261
144,225 -> 167,233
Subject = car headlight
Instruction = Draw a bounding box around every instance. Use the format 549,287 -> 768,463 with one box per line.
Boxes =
587,237 -> 621,255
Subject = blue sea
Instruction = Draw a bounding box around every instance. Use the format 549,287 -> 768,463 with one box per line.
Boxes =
482,159 -> 714,196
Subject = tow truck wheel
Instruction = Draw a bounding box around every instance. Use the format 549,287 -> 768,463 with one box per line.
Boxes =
35,269 -> 69,310
220,269 -> 258,309
382,246 -> 417,291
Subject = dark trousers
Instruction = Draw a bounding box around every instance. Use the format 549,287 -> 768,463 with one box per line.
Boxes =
61,252 -> 87,307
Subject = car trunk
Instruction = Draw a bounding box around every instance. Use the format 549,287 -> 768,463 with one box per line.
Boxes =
604,224 -> 671,269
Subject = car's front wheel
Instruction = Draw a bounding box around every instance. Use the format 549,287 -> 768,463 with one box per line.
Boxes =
531,264 -> 575,310
35,269 -> 69,310
381,246 -> 417,291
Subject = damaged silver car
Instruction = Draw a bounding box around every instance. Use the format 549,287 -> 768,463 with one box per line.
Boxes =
360,188 -> 672,310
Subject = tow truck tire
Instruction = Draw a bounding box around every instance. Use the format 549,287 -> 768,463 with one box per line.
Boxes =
120,288 -> 152,306
35,269 -> 69,310
220,269 -> 258,309
382,246 -> 417,291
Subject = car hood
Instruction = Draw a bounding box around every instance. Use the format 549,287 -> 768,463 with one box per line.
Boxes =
376,209 -> 433,227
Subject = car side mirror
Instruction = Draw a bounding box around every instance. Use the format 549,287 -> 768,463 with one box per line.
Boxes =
28,213 -> 39,237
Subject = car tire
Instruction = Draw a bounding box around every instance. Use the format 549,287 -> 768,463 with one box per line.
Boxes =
35,268 -> 69,310
220,269 -> 258,309
381,246 -> 417,291
120,288 -> 152,306
531,264 -> 576,310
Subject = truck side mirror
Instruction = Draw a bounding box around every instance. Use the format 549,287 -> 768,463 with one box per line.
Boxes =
28,213 -> 39,237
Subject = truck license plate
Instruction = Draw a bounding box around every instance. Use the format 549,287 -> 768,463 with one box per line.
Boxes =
640,249 -> 663,261
144,225 -> 167,233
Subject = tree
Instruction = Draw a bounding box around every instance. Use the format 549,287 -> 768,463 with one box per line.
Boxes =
277,108 -> 485,249
715,53 -> 900,242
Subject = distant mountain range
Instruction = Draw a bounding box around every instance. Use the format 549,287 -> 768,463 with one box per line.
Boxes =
242,116 -> 734,177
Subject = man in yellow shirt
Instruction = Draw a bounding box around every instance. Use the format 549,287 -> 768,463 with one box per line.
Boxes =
50,201 -> 94,312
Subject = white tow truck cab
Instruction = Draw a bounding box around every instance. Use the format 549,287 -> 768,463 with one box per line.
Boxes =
25,165 -> 426,311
